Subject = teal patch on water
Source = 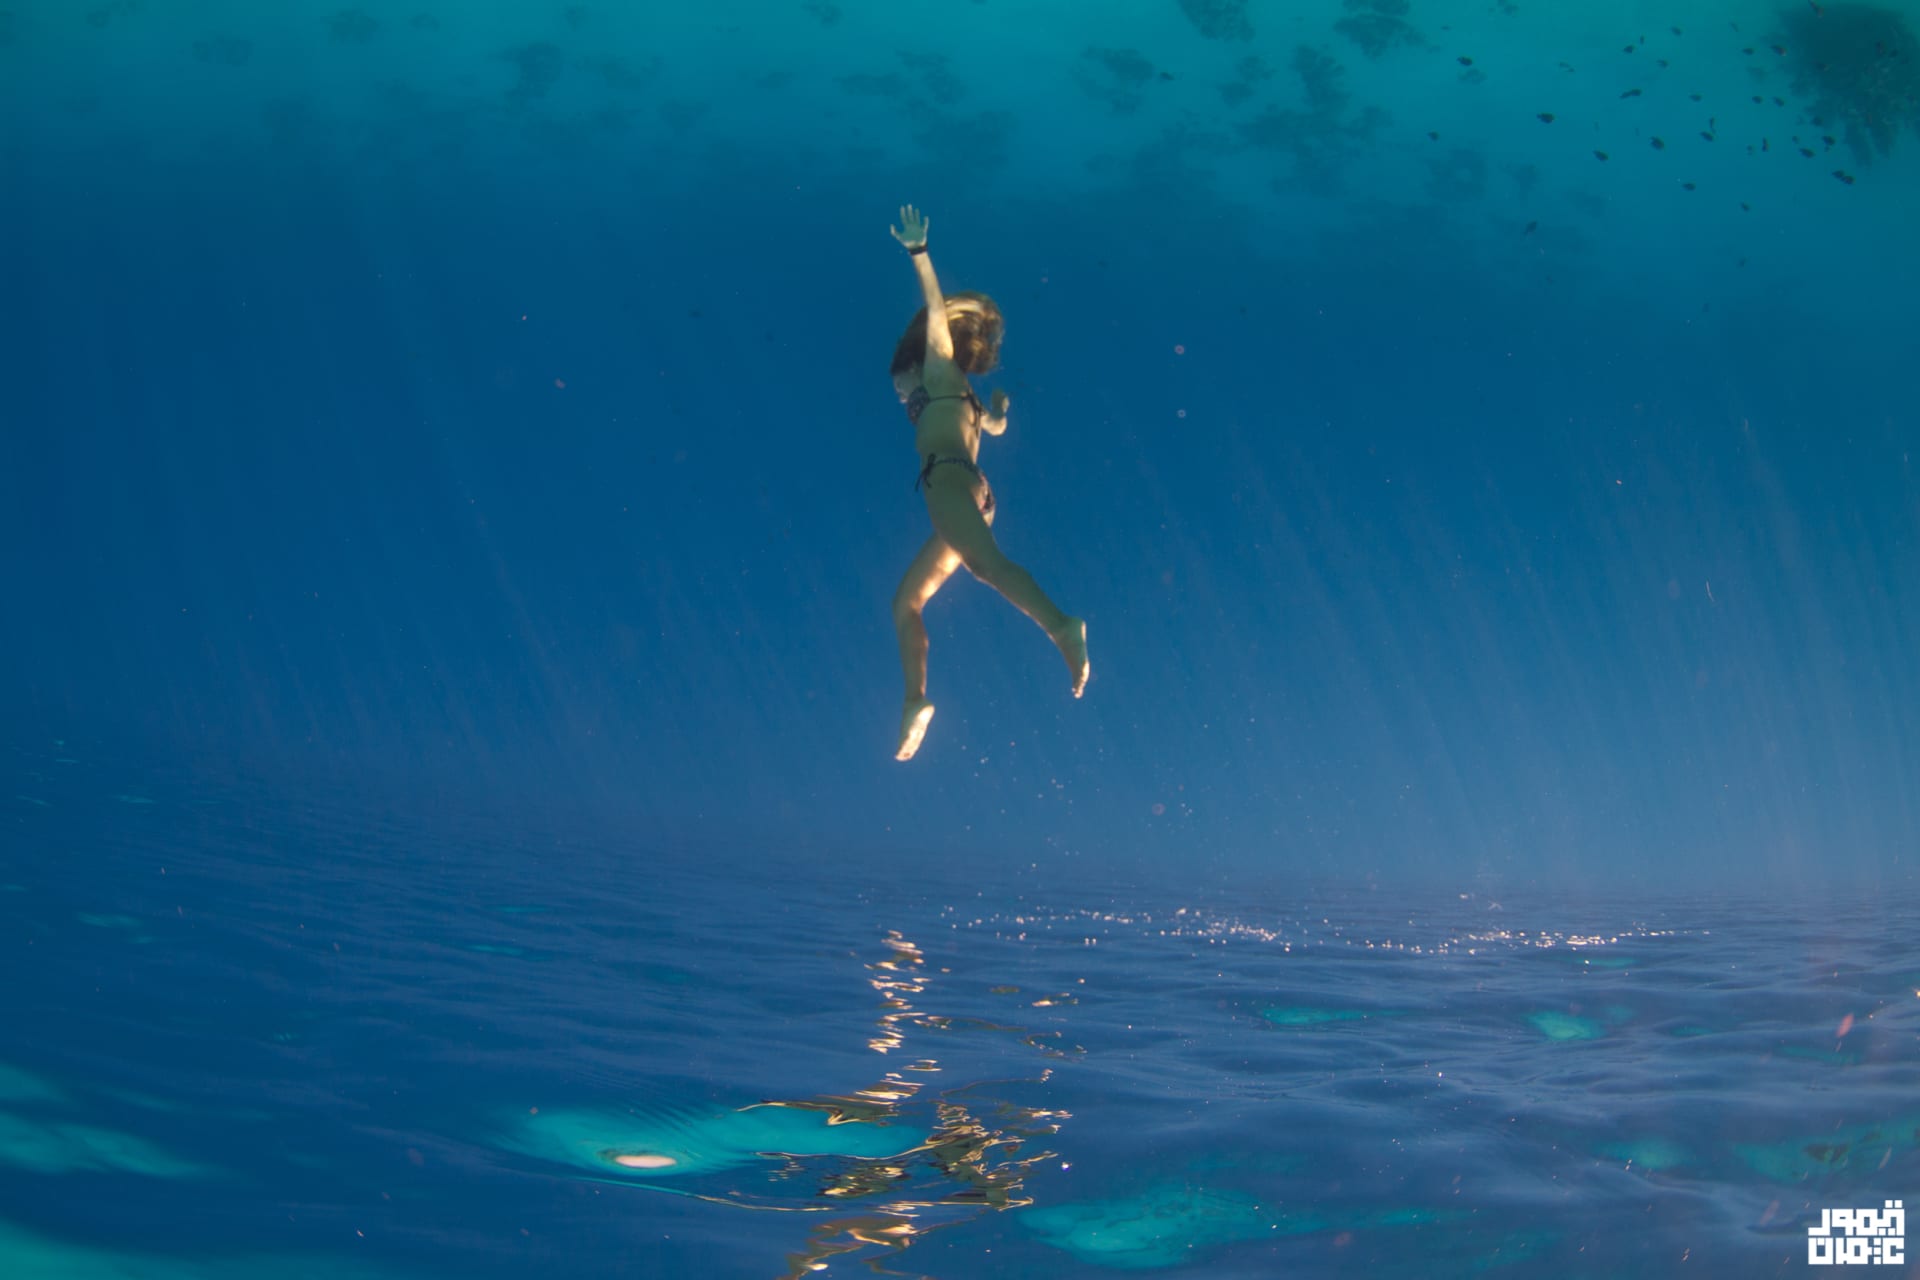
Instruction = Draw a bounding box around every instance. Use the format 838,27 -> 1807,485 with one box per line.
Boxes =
1598,1136 -> 1691,1171
0,1113 -> 211,1178
0,1064 -> 64,1105
1024,1185 -> 1453,1269
1668,1024 -> 1716,1037
1023,1186 -> 1280,1269
11,797 -> 49,807
0,1215 -> 413,1279
1527,1011 -> 1602,1041
1261,1006 -> 1369,1027
1733,1115 -> 1920,1182
502,1102 -> 927,1178
464,943 -> 526,957
1186,1150 -> 1308,1178
1601,1004 -> 1634,1024
111,795 -> 154,805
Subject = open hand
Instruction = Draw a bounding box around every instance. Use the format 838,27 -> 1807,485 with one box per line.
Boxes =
890,205 -> 929,251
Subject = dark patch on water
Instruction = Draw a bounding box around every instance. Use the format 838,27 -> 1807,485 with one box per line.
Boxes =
1179,0 -> 1255,43
327,9 -> 379,44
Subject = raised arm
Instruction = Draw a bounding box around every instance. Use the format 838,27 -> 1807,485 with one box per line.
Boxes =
891,204 -> 954,364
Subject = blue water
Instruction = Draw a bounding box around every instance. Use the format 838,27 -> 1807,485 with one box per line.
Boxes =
4,747 -> 1916,1277
6,0 -> 1920,1275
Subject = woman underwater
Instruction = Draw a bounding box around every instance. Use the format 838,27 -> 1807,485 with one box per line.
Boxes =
887,204 -> 1088,762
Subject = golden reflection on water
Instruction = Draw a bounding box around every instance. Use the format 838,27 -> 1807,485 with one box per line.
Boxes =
866,931 -> 1083,1061
746,929 -> 1068,1278
866,933 -> 927,1056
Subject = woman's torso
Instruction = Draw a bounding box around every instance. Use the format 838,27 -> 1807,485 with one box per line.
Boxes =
903,377 -> 982,462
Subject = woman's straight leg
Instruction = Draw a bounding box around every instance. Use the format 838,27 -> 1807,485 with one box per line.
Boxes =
892,534 -> 963,759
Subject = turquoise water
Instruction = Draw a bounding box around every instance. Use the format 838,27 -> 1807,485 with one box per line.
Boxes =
5,1 -> 1918,1275
4,748 -> 1918,1276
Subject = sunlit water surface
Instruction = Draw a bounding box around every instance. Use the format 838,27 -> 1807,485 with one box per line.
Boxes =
3,747 -> 1915,1278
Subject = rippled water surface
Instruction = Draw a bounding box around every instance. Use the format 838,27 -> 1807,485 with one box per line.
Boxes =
3,751 -> 1915,1278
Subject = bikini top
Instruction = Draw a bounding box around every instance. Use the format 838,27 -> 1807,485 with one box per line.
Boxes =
905,385 -> 982,426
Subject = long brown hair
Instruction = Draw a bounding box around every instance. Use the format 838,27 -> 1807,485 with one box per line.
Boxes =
889,291 -> 1004,377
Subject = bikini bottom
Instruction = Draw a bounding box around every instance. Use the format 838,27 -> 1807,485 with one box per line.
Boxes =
915,453 -> 994,517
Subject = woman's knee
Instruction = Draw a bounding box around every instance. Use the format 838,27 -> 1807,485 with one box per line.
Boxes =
892,584 -> 926,625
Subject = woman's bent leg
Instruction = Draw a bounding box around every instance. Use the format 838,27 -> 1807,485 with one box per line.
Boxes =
924,477 -> 1090,697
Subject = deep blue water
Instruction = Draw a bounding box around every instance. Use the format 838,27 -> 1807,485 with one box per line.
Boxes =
5,0 -> 1920,1275
4,745 -> 1917,1277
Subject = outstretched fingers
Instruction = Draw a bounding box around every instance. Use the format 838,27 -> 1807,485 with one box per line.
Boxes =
891,204 -> 929,247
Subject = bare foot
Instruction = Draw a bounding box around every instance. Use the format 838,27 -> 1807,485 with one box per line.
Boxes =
895,698 -> 936,761
1055,617 -> 1089,698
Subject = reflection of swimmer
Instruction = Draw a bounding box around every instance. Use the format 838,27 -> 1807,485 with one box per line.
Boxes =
886,205 -> 1089,762
502,927 -> 1061,1277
